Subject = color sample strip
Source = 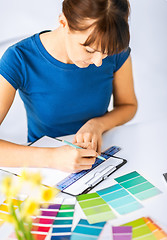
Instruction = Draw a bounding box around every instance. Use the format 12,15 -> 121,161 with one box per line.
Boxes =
7,198 -> 63,240
97,184 -> 143,215
0,198 -> 24,226
51,198 -> 75,240
112,226 -> 132,240
115,171 -> 162,201
31,199 -> 63,240
1,199 -> 25,240
122,217 -> 157,240
71,219 -> 106,240
77,192 -> 116,224
143,217 -> 167,240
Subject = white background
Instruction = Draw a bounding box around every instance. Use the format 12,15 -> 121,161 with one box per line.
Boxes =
0,1 -> 167,237
0,0 -> 167,143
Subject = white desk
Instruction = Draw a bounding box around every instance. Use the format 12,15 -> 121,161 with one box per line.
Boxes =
59,119 -> 167,232
0,119 -> 167,239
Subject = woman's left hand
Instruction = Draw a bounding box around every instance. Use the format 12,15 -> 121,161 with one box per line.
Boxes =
73,119 -> 103,154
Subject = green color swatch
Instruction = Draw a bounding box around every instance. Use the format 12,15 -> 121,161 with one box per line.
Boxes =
51,200 -> 75,240
71,219 -> 105,240
115,171 -> 162,201
97,184 -> 143,215
122,218 -> 157,240
77,192 -> 116,224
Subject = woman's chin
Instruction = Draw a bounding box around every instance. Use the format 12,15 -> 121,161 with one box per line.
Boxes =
75,61 -> 90,68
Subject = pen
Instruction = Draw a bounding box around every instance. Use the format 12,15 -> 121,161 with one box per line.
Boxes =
56,138 -> 106,161
163,173 -> 167,183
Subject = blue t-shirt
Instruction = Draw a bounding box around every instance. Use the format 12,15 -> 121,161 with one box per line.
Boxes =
0,31 -> 130,142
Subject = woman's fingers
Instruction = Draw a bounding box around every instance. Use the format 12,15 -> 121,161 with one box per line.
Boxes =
74,133 -> 99,150
83,133 -> 92,143
78,148 -> 97,158
91,136 -> 97,151
74,135 -> 101,155
74,165 -> 94,172
75,142 -> 92,149
74,132 -> 93,144
74,133 -> 84,143
97,138 -> 102,155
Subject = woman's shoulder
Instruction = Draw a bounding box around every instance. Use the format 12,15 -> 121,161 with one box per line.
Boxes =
5,31 -> 48,56
104,47 -> 131,72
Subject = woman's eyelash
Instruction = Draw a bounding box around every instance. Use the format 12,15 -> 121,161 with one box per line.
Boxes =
86,50 -> 95,54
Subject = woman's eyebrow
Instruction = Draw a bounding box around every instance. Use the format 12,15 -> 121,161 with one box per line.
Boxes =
88,48 -> 108,55
80,43 -> 107,54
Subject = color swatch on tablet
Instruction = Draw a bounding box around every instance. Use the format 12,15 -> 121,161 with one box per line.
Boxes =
71,219 -> 106,240
97,184 -> 143,215
112,226 -> 132,240
115,171 -> 162,200
77,192 -> 116,224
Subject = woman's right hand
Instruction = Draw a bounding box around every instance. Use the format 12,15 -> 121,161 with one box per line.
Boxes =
48,144 -> 98,172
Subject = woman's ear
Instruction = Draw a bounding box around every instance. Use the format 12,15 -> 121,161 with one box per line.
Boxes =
59,14 -> 69,29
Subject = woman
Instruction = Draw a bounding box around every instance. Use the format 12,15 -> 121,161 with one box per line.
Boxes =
0,0 -> 137,172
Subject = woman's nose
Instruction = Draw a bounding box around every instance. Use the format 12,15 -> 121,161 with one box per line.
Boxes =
91,52 -> 103,67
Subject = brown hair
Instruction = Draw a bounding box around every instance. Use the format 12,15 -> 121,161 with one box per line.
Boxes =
62,0 -> 130,55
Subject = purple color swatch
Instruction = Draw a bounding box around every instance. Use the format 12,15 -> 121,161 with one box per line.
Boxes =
41,210 -> 59,217
112,226 -> 132,240
48,204 -> 61,210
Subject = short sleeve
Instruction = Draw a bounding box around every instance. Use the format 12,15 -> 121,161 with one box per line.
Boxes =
0,45 -> 25,90
114,47 -> 131,72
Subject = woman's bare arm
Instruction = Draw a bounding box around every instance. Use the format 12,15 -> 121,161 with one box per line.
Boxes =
0,75 -> 97,171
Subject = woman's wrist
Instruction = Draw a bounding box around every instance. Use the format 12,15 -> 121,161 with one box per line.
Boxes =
87,117 -> 106,134
28,146 -> 54,168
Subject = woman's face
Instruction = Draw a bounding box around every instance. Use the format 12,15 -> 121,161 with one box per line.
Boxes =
64,22 -> 108,68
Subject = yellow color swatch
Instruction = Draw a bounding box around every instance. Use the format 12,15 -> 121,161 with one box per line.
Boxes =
143,217 -> 167,240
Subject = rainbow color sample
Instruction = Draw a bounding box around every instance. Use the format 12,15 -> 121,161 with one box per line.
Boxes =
97,184 -> 143,215
77,192 -> 116,224
71,219 -> 106,240
0,198 -> 23,226
51,199 -> 75,240
115,171 -> 162,201
7,199 -> 63,240
31,202 -> 62,240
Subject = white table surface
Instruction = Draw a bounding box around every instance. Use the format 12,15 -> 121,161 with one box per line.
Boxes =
62,119 -> 167,232
0,119 -> 167,239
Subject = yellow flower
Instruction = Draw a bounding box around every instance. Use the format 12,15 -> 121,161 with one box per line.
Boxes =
2,214 -> 15,224
21,199 -> 40,220
20,169 -> 30,181
1,176 -> 20,198
40,187 -> 59,202
1,176 -> 12,196
31,172 -> 42,186
20,170 -> 42,186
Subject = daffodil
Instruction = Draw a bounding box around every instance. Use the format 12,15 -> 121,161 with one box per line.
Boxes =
1,170 -> 59,240
40,186 -> 59,202
21,199 -> 40,220
31,172 -> 42,186
1,176 -> 12,196
20,170 -> 42,186
20,169 -> 30,182
1,176 -> 20,199
2,214 -> 15,224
